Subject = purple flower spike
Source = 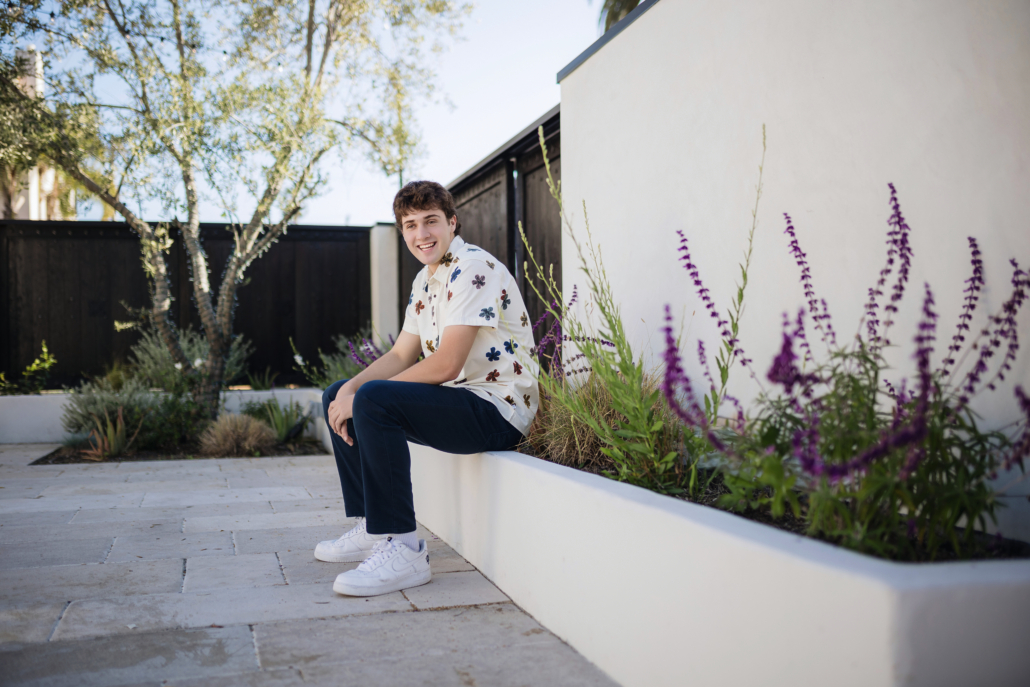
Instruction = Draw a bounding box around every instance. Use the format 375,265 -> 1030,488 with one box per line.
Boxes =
783,214 -> 833,348
940,237 -> 983,376
676,231 -> 731,338
347,340 -> 370,369
661,304 -> 725,451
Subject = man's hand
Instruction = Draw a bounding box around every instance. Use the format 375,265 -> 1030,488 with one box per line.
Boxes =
327,392 -> 355,446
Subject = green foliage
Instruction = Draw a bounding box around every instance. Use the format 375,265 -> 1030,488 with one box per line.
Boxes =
521,130 -> 698,497
246,366 -> 278,391
0,340 -> 57,395
62,376 -> 205,451
130,327 -> 252,393
291,331 -> 375,389
721,344 -> 1012,561
241,397 -> 312,444
82,407 -> 143,461
598,0 -> 640,32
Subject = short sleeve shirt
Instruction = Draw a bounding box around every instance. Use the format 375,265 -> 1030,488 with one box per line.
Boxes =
401,236 -> 539,435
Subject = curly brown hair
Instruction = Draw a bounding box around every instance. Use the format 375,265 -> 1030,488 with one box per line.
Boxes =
392,180 -> 461,235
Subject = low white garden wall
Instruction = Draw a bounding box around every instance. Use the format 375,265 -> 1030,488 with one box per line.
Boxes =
0,388 -> 331,449
409,445 -> 1030,687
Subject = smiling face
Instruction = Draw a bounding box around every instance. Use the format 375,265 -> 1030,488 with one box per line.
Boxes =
401,207 -> 458,274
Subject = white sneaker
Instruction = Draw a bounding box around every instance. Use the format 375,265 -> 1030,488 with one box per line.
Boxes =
314,518 -> 381,563
332,537 -> 431,597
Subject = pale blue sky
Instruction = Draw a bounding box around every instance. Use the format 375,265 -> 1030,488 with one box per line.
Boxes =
297,0 -> 601,226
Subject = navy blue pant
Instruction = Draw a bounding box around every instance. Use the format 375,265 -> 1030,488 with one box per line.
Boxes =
322,379 -> 524,535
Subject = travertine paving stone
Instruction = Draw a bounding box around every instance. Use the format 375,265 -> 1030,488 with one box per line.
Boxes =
0,536 -> 113,570
52,583 -> 411,641
164,668 -> 305,687
71,500 -> 273,524
0,492 -> 144,513
403,570 -> 510,610
233,526 -> 342,556
0,519 -> 181,545
255,605 -> 549,669
183,553 -> 285,592
0,625 -> 258,687
269,497 -> 344,514
0,601 -> 67,644
0,559 -> 183,604
0,443 -> 61,467
183,510 -> 354,534
40,479 -> 228,497
106,531 -> 233,562
0,510 -> 78,528
0,446 -> 613,687
299,641 -> 619,687
140,486 -> 310,508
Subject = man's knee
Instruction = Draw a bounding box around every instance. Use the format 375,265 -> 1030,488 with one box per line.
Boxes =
352,380 -> 393,418
322,379 -> 350,413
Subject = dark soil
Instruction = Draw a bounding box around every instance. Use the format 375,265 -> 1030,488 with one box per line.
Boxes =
533,450 -> 1030,563
31,439 -> 328,465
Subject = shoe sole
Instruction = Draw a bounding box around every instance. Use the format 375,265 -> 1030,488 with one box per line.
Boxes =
333,569 -> 432,597
314,549 -> 374,563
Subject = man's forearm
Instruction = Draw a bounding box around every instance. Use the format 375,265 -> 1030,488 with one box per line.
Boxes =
388,351 -> 462,386
342,350 -> 414,394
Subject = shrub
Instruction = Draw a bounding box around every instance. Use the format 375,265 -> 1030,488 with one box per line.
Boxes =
525,370 -> 679,475
62,377 -> 205,451
82,407 -> 143,461
663,185 -> 1029,560
241,397 -> 312,443
200,414 -> 277,456
130,326 -> 253,392
291,329 -> 389,389
0,341 -> 57,395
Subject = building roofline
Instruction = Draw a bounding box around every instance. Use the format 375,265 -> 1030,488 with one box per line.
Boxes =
556,0 -> 662,84
446,103 -> 560,190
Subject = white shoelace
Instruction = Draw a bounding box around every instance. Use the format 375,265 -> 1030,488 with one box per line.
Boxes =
356,538 -> 400,571
334,518 -> 367,544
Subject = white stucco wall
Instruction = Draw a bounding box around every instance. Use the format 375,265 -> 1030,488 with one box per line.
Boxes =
369,222 -> 400,341
559,0 -> 1030,434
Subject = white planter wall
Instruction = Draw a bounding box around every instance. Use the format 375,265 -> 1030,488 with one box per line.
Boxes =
410,445 -> 1030,687
0,389 -> 332,451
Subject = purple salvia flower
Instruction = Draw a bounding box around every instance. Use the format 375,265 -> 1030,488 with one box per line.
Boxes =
347,340 -> 370,369
878,183 -> 914,349
388,333 -> 396,346
661,304 -> 726,451
959,260 -> 1028,404
767,310 -> 818,398
783,214 -> 833,349
940,237 -> 983,376
363,338 -> 382,360
676,231 -> 731,338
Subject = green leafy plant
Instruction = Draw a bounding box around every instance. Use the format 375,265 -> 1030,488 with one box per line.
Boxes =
82,406 -> 144,461
62,377 -> 205,452
663,184 -> 1030,560
0,340 -> 57,395
246,366 -> 278,391
520,129 -> 695,496
130,326 -> 252,393
291,329 -> 387,389
241,397 -> 312,443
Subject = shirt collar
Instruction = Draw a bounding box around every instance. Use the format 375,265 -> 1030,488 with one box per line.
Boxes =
427,235 -> 466,285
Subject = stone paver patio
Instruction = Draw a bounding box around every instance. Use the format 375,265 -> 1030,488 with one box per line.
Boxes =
0,444 -> 616,686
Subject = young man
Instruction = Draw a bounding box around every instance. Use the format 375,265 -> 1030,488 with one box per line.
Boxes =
317,180 -> 539,597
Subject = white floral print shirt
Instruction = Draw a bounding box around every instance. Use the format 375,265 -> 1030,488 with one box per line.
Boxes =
401,236 -> 539,434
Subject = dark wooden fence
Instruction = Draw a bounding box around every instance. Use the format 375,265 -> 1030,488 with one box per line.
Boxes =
399,105 -> 562,344
1,220 -> 371,387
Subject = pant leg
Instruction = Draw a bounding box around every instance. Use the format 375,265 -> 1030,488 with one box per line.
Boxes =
321,380 -> 366,518
351,380 -> 524,535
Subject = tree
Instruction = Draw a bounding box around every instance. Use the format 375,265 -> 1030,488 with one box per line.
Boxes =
597,0 -> 639,32
2,0 -> 467,414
